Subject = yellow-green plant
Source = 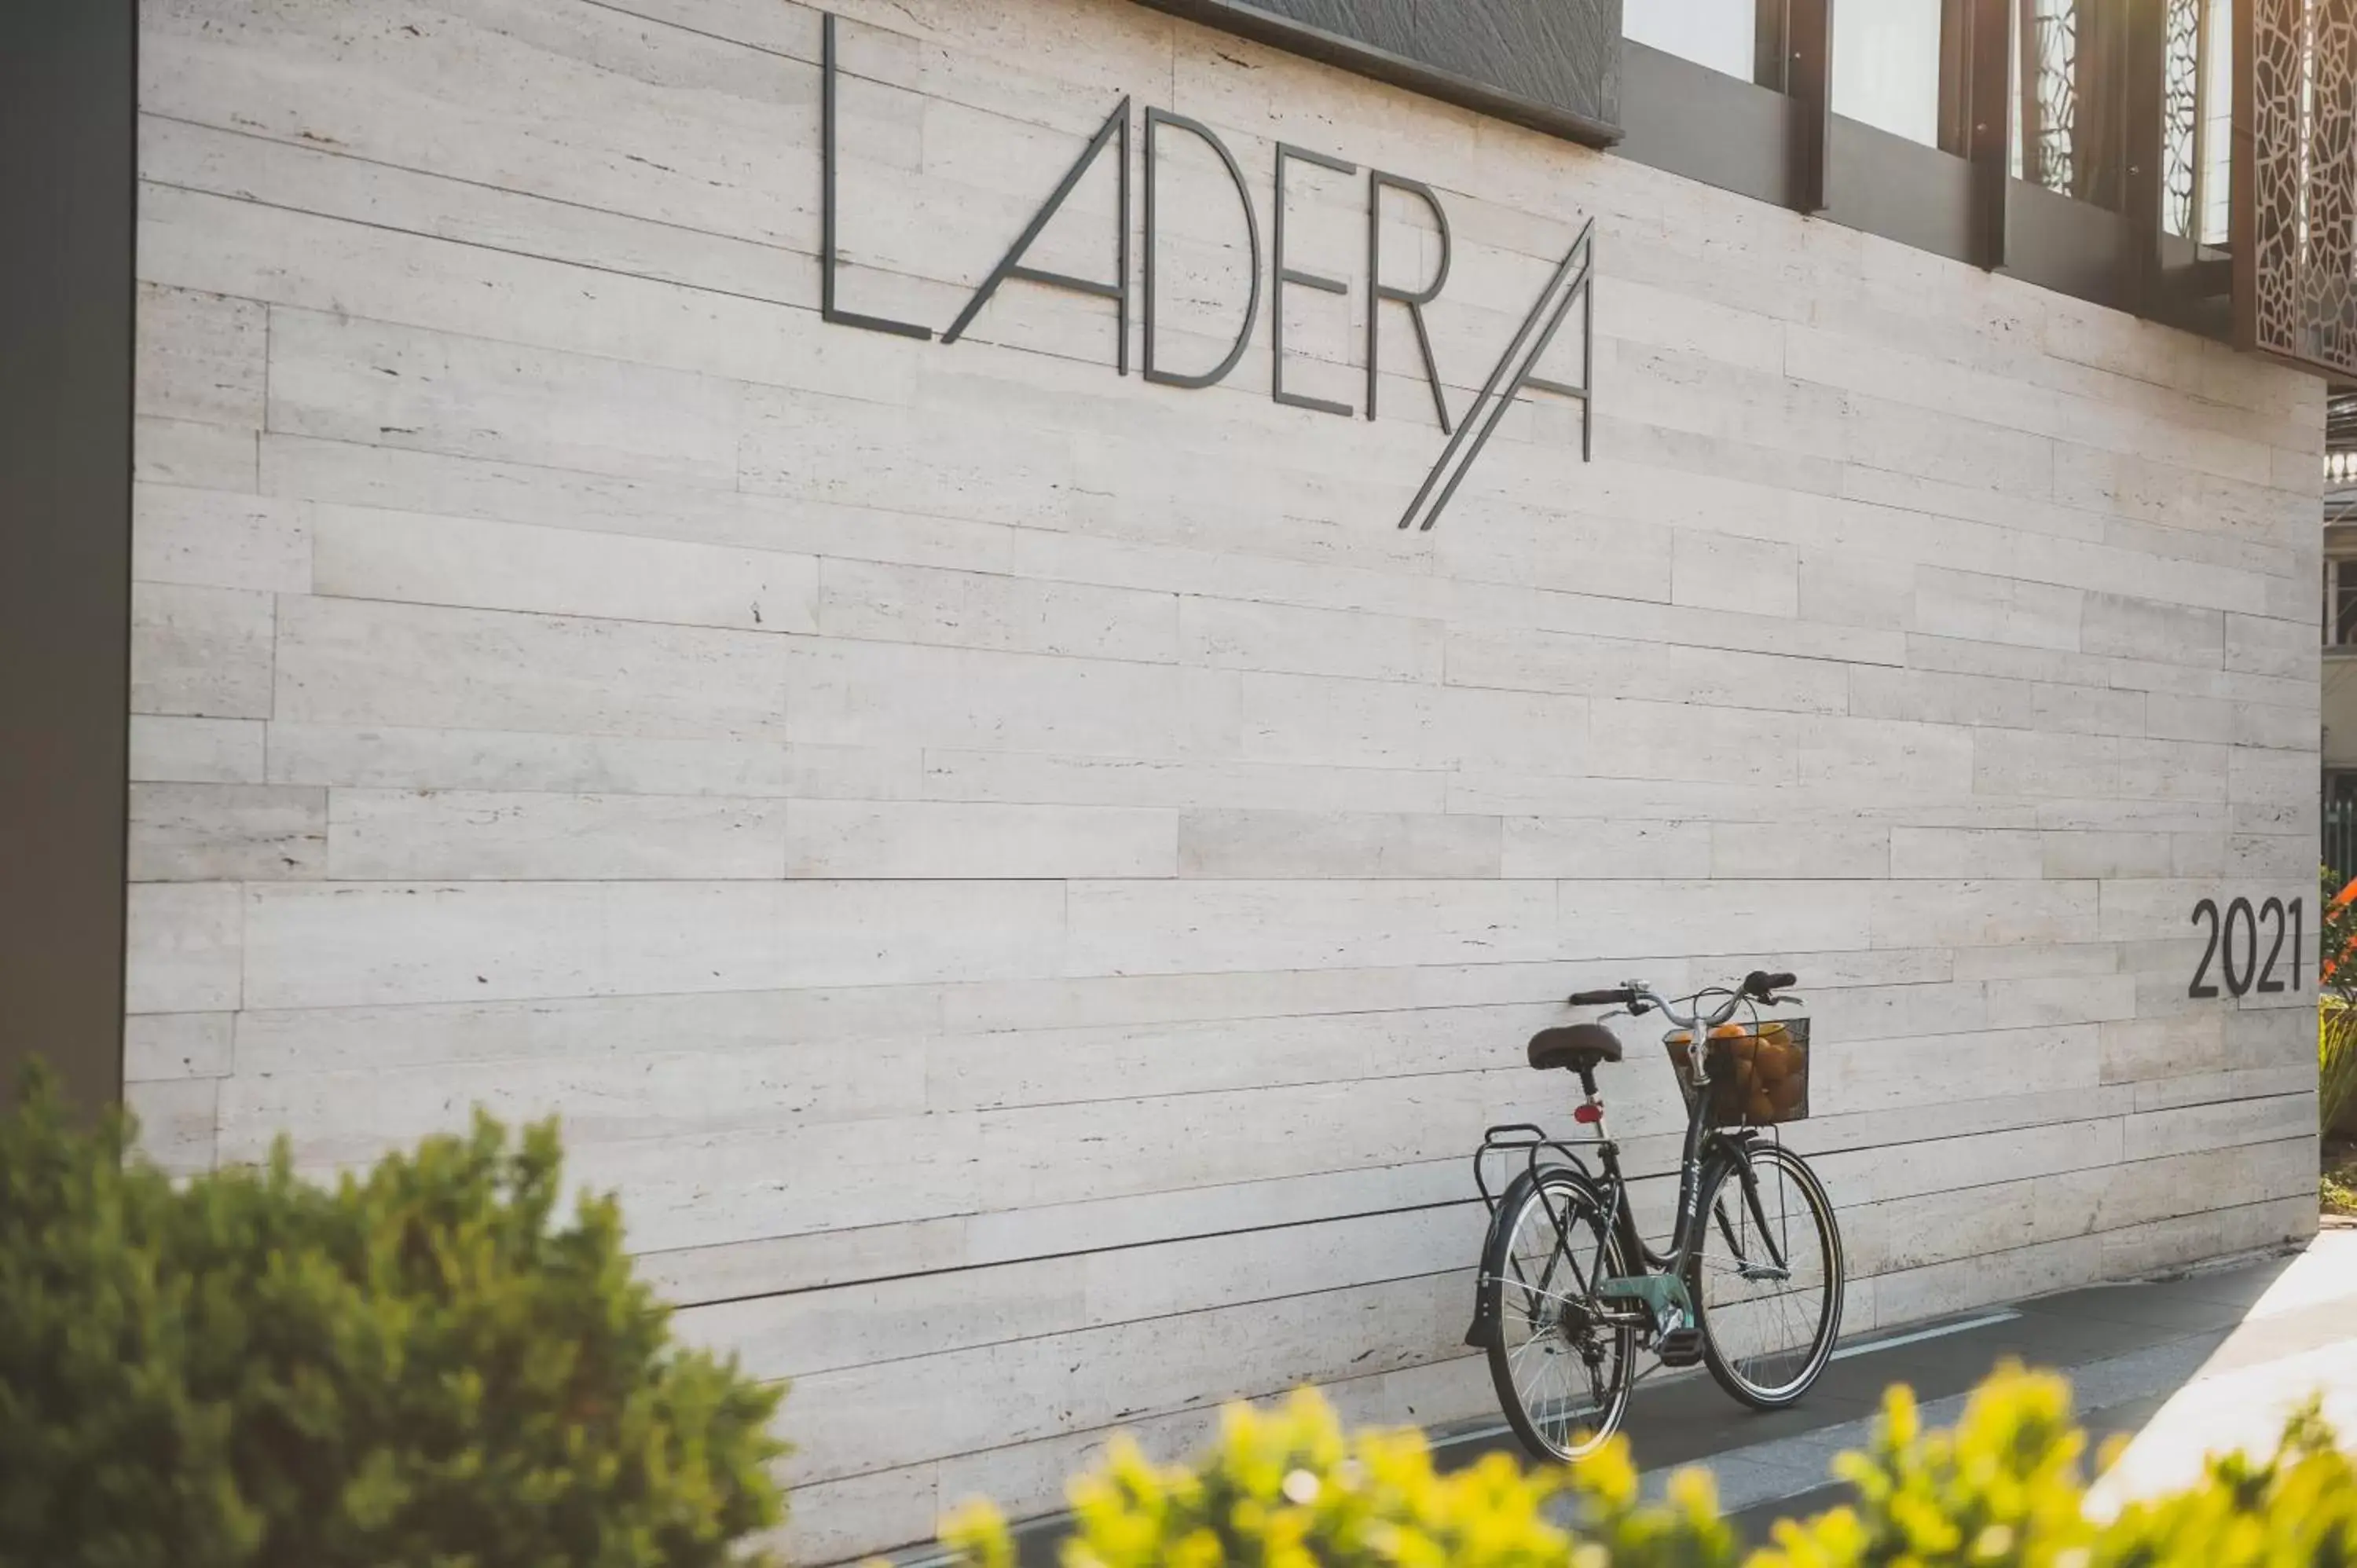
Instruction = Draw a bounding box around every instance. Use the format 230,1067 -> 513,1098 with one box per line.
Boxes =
1750,1368 -> 2093,1566
2322,999 -> 2357,1137
940,1387 -> 1734,1568
940,1364 -> 2357,1568
2095,1398 -> 2357,1566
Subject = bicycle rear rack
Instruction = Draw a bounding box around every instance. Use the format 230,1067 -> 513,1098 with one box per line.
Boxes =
1471,1123 -> 1593,1215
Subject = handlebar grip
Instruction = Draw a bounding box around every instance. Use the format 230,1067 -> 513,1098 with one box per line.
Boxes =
1744,970 -> 1798,997
1569,987 -> 1636,1007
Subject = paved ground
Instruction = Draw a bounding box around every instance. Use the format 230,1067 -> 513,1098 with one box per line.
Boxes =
981,1227 -> 2357,1561
1428,1226 -> 2357,1545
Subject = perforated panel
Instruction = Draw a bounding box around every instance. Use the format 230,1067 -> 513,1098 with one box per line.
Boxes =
2242,0 -> 2357,376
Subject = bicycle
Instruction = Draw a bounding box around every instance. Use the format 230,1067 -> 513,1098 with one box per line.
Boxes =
1461,969 -> 1845,1462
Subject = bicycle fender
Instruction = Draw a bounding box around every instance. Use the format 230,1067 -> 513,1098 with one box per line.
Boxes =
1463,1164 -> 1605,1350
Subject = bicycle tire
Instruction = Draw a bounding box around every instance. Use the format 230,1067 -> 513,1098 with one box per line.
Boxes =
1685,1141 -> 1844,1409
1480,1167 -> 1635,1461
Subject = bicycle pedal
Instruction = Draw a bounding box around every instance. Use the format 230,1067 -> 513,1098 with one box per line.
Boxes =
1656,1327 -> 1704,1368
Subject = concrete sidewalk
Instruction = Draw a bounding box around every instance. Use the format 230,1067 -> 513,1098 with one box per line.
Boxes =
1428,1227 -> 2356,1544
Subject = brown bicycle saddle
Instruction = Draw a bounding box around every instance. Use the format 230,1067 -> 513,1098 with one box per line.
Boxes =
1525,1022 -> 1623,1073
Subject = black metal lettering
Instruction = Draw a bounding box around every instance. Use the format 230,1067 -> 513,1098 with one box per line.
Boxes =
2188,897 -> 2221,998
1142,108 -> 1261,389
1270,142 -> 1354,416
2223,896 -> 2258,996
1398,218 -> 1595,533
1366,170 -> 1453,432
942,97 -> 1131,372
820,13 -> 932,341
2257,896 -> 2287,992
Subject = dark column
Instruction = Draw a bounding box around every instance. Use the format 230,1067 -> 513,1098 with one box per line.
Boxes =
2119,0 -> 2168,312
1787,0 -> 1834,214
1964,0 -> 2014,269
0,0 -> 135,1109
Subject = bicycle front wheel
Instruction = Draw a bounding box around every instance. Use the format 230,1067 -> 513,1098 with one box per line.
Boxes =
1482,1169 -> 1634,1461
1687,1141 -> 1843,1409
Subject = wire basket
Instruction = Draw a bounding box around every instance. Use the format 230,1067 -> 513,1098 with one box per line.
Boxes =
1662,1018 -> 1810,1127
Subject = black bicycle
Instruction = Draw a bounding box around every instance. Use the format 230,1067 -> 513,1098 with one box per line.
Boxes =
1462,969 -> 1844,1461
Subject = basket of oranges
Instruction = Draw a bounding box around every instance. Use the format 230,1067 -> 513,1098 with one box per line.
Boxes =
1662,1017 -> 1809,1127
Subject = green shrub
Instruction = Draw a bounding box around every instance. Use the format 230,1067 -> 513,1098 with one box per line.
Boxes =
942,1364 -> 2357,1568
2322,1001 -> 2357,1138
0,1066 -> 785,1568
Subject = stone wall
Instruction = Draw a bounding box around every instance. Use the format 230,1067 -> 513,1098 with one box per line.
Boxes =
128,0 -> 2322,1555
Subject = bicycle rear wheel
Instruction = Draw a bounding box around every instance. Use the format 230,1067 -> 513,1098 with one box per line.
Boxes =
1687,1140 -> 1843,1408
1481,1169 -> 1634,1461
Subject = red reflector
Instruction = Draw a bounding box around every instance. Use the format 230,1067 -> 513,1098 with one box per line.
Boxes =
1573,1104 -> 1604,1124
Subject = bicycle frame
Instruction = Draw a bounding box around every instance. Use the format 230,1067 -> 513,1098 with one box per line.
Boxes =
1472,982 -> 1798,1343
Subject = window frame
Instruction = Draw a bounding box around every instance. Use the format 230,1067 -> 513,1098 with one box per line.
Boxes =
2329,556 -> 2357,654
1615,0 -> 2213,324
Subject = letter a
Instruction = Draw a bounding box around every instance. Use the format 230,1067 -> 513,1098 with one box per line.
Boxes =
942,97 -> 1132,372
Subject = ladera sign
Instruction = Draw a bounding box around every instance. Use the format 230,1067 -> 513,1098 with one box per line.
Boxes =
816,13 -> 1595,533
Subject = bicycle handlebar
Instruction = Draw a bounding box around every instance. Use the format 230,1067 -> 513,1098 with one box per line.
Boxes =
1568,971 -> 1801,1027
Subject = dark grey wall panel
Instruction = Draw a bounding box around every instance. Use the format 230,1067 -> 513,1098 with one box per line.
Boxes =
1616,42 -> 1792,207
1823,119 -> 1976,267
0,0 -> 134,1110
2004,178 -> 2135,313
1130,0 -> 1622,146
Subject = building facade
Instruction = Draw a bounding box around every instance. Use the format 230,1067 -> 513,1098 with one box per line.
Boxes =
6,0 -> 2352,1559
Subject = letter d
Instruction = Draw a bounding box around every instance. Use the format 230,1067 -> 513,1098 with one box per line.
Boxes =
1141,108 -> 1262,390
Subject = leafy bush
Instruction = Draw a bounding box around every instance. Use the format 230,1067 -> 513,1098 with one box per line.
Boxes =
943,1365 -> 2357,1568
0,1066 -> 785,1568
1750,1368 -> 2090,1567
2322,1002 -> 2357,1138
940,1387 -> 1733,1568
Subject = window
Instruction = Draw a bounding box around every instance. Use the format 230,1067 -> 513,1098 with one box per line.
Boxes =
2198,0 -> 2231,244
2011,0 -> 2130,209
1622,0 -> 1759,82
2161,0 -> 2233,243
2013,0 -> 2076,193
2326,558 -> 2357,650
1832,0 -> 1946,145
2329,772 -> 2357,881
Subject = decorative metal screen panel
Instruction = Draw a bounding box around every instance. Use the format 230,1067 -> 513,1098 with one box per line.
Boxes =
2018,0 -> 2082,194
2238,0 -> 2357,376
2166,0 -> 2203,234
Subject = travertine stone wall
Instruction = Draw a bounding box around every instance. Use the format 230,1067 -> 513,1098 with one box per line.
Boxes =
128,0 -> 2322,1555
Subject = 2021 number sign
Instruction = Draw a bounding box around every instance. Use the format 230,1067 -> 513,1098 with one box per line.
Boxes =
2188,896 -> 2301,998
